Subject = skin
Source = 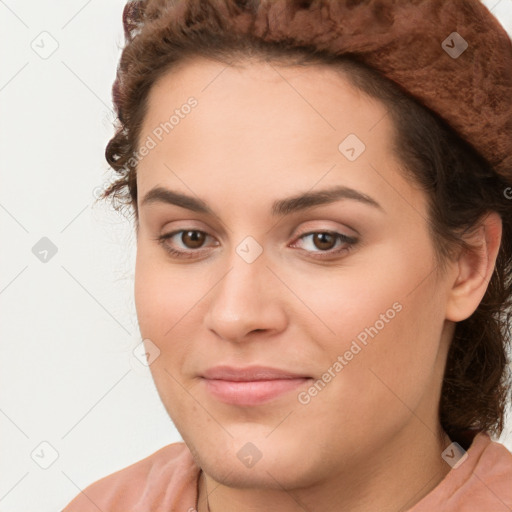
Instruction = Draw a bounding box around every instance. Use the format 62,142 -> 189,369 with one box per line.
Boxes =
133,56 -> 502,512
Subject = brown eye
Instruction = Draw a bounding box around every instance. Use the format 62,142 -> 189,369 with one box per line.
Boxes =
181,230 -> 206,249
157,229 -> 216,259
157,228 -> 357,261
292,230 -> 358,260
312,232 -> 337,251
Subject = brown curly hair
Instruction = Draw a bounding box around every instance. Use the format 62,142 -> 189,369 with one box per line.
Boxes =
100,0 -> 512,442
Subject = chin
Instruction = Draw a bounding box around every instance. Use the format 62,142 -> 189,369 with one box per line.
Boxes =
186,429 -> 323,490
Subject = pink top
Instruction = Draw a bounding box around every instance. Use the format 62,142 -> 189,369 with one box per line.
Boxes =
62,432 -> 512,511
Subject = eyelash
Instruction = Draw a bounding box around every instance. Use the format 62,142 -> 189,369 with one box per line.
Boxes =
155,229 -> 358,260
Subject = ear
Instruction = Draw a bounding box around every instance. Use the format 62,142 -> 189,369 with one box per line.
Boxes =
445,211 -> 502,322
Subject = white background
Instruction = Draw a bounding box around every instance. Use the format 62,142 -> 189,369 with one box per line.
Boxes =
1,1 -> 511,510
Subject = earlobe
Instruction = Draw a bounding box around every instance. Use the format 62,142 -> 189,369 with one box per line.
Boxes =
445,212 -> 502,322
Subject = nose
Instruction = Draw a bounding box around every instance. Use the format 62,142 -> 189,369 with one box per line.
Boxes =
203,247 -> 288,343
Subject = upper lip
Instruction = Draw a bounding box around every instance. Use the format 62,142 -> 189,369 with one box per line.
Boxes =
201,365 -> 311,381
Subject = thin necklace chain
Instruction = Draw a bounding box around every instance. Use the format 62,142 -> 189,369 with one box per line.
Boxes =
197,470 -> 210,512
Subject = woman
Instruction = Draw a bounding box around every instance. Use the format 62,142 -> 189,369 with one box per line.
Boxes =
62,0 -> 512,510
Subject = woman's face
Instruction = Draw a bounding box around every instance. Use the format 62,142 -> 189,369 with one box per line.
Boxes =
134,57 -> 455,490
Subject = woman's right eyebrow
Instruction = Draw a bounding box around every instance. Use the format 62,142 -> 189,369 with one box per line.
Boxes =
140,184 -> 384,216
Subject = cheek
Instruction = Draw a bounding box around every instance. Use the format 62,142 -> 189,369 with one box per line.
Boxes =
297,293 -> 445,451
134,248 -> 198,419
306,246 -> 445,403
134,244 -> 190,339
134,256 -> 163,339
133,245 -> 208,392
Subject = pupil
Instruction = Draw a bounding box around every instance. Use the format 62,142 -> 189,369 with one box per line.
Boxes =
315,233 -> 334,250
184,231 -> 203,248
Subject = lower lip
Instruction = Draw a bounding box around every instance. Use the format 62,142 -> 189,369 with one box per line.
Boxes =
202,378 -> 311,406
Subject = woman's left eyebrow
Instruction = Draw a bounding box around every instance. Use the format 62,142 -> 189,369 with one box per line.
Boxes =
140,184 -> 384,216
271,185 -> 384,216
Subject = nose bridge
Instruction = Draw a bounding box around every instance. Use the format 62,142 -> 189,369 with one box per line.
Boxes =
213,241 -> 268,315
204,237 -> 284,340
217,231 -> 268,298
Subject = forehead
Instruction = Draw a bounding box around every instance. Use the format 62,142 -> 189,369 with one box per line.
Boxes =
138,57 -> 394,166
134,55 -> 423,221
143,56 -> 389,131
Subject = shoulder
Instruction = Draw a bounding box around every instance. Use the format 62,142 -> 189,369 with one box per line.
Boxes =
468,433 -> 512,506
61,442 -> 201,512
410,432 -> 512,511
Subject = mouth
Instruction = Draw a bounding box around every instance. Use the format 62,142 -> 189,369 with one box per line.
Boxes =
200,365 -> 313,406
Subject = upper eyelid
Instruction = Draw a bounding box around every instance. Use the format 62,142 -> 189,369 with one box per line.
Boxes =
162,227 -> 357,247
161,217 -> 358,237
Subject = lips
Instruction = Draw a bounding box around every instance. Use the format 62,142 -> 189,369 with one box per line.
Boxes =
200,365 -> 312,406
201,365 -> 310,381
